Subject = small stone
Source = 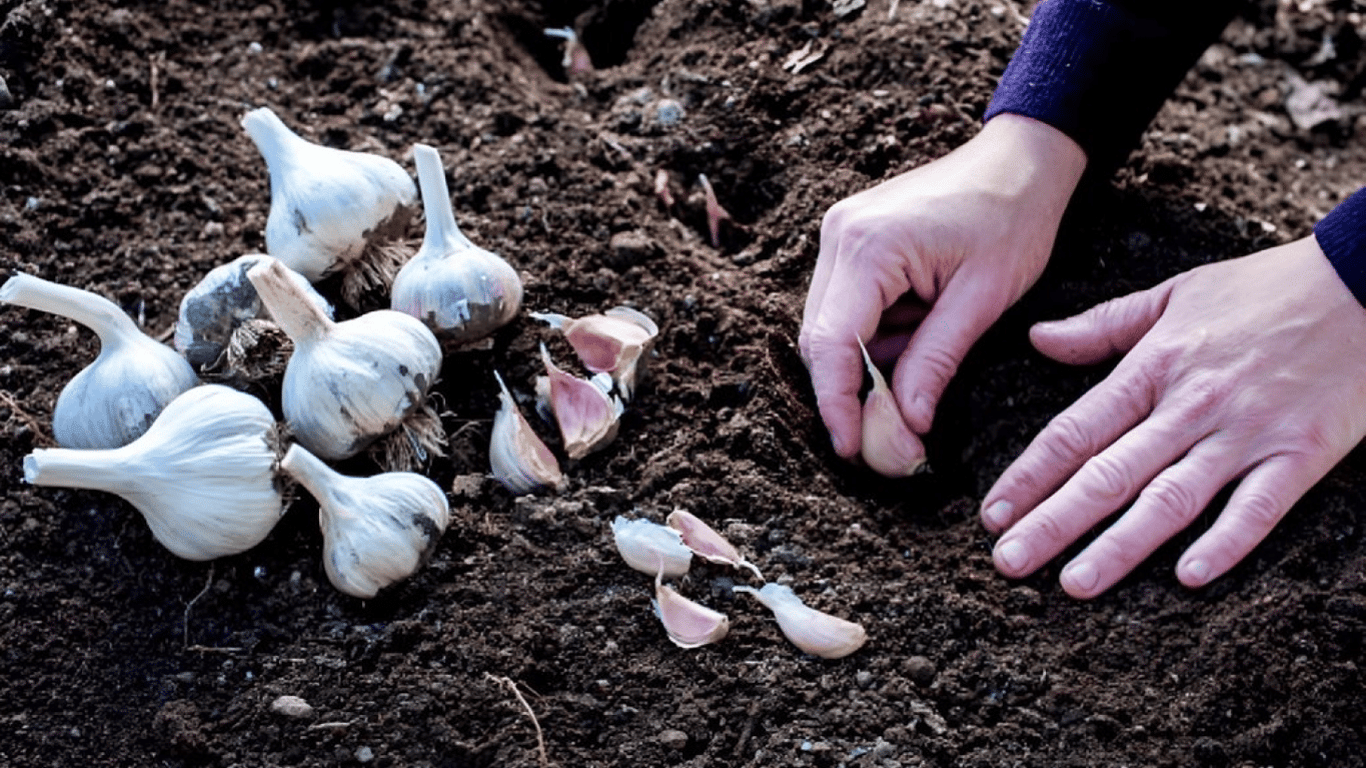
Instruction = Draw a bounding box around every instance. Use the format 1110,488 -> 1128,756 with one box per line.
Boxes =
355,746 -> 374,763
269,695 -> 315,719
905,655 -> 936,686
855,670 -> 875,689
653,99 -> 684,127
606,229 -> 662,270
659,729 -> 689,750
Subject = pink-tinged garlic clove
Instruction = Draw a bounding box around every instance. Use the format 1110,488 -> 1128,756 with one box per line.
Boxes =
536,342 -> 624,460
666,509 -> 763,580
489,371 -> 565,496
654,169 -> 675,209
611,515 -> 693,578
734,583 -> 866,659
653,570 -> 729,649
531,306 -> 659,401
697,173 -> 732,249
858,338 -> 925,477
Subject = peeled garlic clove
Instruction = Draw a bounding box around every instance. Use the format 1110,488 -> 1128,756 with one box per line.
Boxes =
240,107 -> 416,296
392,144 -> 522,344
858,339 -> 924,477
536,342 -> 624,461
23,384 -> 285,560
1,272 -> 200,449
489,371 -> 564,495
611,515 -> 693,578
666,509 -> 763,580
280,444 -> 450,599
248,257 -> 443,461
530,306 -> 658,401
734,583 -> 867,659
174,253 -> 334,370
654,570 -> 729,649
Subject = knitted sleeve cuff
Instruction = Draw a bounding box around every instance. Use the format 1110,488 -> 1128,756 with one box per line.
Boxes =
1317,188 -> 1366,306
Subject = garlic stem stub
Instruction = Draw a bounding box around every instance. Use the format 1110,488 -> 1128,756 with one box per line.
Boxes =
489,371 -> 564,495
654,570 -> 729,649
22,384 -> 285,561
530,306 -> 658,401
240,107 -> 416,293
858,338 -> 925,478
611,515 -> 693,578
1,272 -> 199,449
280,444 -> 450,599
666,509 -> 763,580
536,342 -> 624,461
734,583 -> 867,659
248,257 -> 442,461
391,143 -> 523,343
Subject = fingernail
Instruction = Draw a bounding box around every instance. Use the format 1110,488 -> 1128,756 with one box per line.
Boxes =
995,539 -> 1030,573
1062,560 -> 1099,593
982,500 -> 1014,530
1181,559 -> 1211,586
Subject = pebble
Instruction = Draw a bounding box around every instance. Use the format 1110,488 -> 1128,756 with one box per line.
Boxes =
269,695 -> 315,719
658,729 -> 689,750
355,746 -> 374,763
905,655 -> 936,686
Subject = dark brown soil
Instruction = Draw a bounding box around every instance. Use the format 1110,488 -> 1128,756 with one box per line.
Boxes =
2,0 -> 1365,766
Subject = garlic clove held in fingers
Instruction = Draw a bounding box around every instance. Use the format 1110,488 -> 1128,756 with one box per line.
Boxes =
240,107 -> 416,302
611,515 -> 692,578
489,371 -> 564,495
530,306 -> 658,401
734,583 -> 866,659
666,509 -> 763,580
391,144 -> 522,344
535,342 -> 623,461
1,272 -> 199,449
248,257 -> 443,461
23,384 -> 286,561
280,444 -> 450,598
858,338 -> 925,478
654,570 -> 729,649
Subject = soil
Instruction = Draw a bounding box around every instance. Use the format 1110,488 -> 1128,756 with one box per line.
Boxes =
2,0 -> 1365,766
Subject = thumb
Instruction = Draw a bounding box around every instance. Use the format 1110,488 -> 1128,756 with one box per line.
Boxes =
1030,280 -> 1174,365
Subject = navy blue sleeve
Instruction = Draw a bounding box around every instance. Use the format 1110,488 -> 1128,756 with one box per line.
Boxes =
1317,189 -> 1366,305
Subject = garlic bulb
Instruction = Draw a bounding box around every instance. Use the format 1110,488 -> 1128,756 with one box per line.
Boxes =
175,254 -> 333,370
654,570 -> 729,649
1,272 -> 199,449
858,339 -> 924,477
279,444 -> 450,599
247,257 -> 442,461
22,384 -> 285,561
666,509 -> 763,580
612,515 -> 693,578
530,306 -> 658,401
240,106 -> 416,299
391,144 -> 523,343
734,583 -> 867,659
535,343 -> 624,460
490,371 -> 564,495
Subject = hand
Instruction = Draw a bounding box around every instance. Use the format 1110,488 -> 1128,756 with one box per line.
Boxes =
799,114 -> 1086,474
982,235 -> 1366,598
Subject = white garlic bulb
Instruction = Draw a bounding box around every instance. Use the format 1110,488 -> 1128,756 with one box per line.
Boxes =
174,254 -> 333,370
530,306 -> 658,401
858,339 -> 925,477
666,509 -> 763,580
535,342 -> 623,460
279,443 -> 450,599
1,272 -> 199,449
247,257 -> 442,461
240,106 -> 416,294
734,583 -> 867,659
391,144 -> 523,343
22,384 -> 285,561
489,371 -> 564,495
654,571 -> 729,649
611,515 -> 693,578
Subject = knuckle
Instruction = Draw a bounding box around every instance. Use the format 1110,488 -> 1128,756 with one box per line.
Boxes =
1078,453 -> 1135,503
1026,510 -> 1071,551
916,344 -> 960,386
1171,378 -> 1230,423
1138,476 -> 1201,529
1041,412 -> 1097,465
1235,489 -> 1287,531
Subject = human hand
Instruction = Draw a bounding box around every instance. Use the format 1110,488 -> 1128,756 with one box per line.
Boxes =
799,114 -> 1086,475
982,235 -> 1366,598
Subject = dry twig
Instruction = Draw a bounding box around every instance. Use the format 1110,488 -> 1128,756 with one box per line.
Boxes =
484,673 -> 550,768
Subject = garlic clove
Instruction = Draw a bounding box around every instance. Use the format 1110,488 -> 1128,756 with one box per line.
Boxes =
653,570 -> 729,649
1,272 -> 200,449
280,443 -> 450,599
536,342 -> 624,461
665,508 -> 763,580
858,338 -> 925,478
240,107 -> 416,299
733,583 -> 867,659
489,371 -> 565,495
543,27 -> 594,75
611,515 -> 693,578
698,173 -> 733,249
391,144 -> 523,344
530,306 -> 659,401
22,384 -> 285,561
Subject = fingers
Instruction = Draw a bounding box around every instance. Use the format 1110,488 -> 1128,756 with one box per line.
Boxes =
803,333 -> 866,458
1030,280 -> 1174,366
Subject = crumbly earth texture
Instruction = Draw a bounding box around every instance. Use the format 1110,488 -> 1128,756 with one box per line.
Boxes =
2,1 -> 1365,766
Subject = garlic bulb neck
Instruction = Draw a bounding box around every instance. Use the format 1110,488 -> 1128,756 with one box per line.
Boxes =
240,107 -> 309,176
278,440 -> 342,502
413,143 -> 474,253
2,272 -> 139,348
247,258 -> 336,345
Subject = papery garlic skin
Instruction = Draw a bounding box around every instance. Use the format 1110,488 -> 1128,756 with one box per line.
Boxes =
734,583 -> 867,660
175,254 -> 333,369
612,515 -> 692,578
536,343 -> 624,460
858,339 -> 924,478
654,571 -> 729,649
22,384 -> 284,561
391,144 -> 522,343
1,272 -> 199,449
489,372 -> 564,495
248,257 -> 442,461
280,444 -> 450,599
666,508 -> 763,580
241,107 -> 416,284
531,306 -> 658,401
